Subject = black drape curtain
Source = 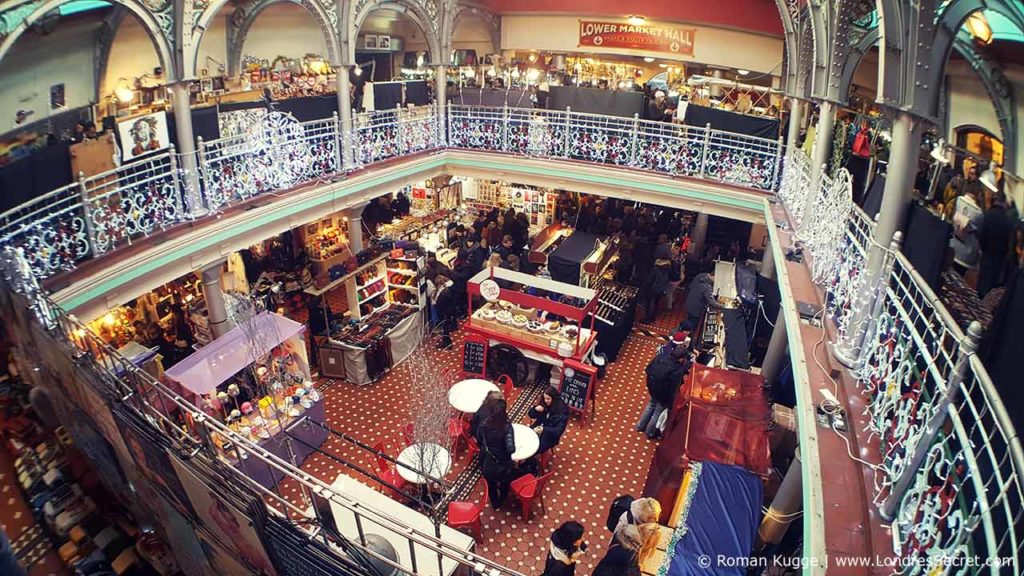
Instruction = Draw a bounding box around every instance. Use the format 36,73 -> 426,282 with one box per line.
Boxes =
0,141 -> 74,213
455,87 -> 532,108
682,104 -> 780,140
902,203 -> 952,291
981,266 -> 1024,434
547,86 -> 644,118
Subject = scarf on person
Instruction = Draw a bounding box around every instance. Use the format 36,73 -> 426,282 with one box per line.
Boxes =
549,541 -> 583,565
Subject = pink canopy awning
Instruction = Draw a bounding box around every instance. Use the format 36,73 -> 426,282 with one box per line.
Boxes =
164,312 -> 305,396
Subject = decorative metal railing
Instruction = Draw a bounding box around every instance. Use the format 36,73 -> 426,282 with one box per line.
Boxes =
447,105 -> 783,191
0,246 -> 526,576
775,150 -> 1023,573
0,105 -> 781,283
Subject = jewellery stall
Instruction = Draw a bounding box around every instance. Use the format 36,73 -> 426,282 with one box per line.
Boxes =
161,312 -> 327,488
309,250 -> 426,385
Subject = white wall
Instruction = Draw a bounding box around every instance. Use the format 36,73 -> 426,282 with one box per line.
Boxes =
500,14 -> 782,74
946,59 -> 1002,143
194,12 -> 228,75
452,15 -> 494,58
102,15 -> 161,99
242,3 -> 328,64
0,18 -> 98,126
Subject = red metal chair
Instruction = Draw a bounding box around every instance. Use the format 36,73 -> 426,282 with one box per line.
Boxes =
539,448 -> 554,473
446,501 -> 483,543
447,417 -> 470,453
401,423 -> 415,446
509,471 -> 554,521
465,435 -> 480,460
497,374 -> 514,398
370,441 -> 407,499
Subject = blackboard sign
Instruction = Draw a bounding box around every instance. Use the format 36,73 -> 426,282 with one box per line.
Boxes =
462,335 -> 488,377
559,359 -> 596,418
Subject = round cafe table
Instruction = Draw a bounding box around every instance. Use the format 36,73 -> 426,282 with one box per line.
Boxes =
448,378 -> 500,413
396,443 -> 452,485
511,423 -> 540,462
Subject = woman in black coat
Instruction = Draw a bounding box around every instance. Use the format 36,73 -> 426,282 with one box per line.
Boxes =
476,405 -> 516,509
528,386 -> 570,454
541,521 -> 587,576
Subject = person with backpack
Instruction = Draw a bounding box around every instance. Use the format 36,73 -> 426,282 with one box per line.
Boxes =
636,346 -> 692,439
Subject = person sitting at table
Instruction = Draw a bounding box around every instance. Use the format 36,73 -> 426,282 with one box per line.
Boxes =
528,386 -> 570,454
541,520 -> 587,576
477,404 -> 516,509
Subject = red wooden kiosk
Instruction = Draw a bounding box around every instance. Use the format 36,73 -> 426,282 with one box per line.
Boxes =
464,266 -> 600,419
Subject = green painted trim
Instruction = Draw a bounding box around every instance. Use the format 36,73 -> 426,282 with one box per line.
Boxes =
764,202 -> 827,575
62,154 -> 766,310
62,157 -> 447,310
445,157 -> 767,212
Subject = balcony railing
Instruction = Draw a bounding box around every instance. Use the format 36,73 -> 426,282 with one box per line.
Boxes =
776,149 -> 1023,572
0,105 -> 781,283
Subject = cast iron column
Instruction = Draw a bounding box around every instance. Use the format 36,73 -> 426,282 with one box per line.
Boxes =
169,81 -> 204,217
786,97 -> 803,155
689,211 -> 709,258
336,66 -> 354,169
758,449 -> 802,546
201,260 -> 230,338
436,64 -> 448,144
760,309 -> 787,386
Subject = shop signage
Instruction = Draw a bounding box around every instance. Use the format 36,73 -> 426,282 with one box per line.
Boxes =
578,20 -> 695,56
479,279 -> 501,302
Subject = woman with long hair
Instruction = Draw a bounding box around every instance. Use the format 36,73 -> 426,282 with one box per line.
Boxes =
476,401 -> 516,509
528,386 -> 570,454
540,521 -> 587,576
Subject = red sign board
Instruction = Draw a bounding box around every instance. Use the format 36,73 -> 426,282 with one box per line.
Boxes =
578,20 -> 695,56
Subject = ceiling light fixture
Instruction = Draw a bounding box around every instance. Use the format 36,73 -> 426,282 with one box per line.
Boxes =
737,69 -> 750,76
627,15 -> 646,26
967,12 -> 993,44
113,77 -> 134,103
643,57 -> 655,63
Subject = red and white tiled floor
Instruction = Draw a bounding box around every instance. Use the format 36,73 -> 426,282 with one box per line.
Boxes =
272,291 -> 690,574
0,438 -> 69,576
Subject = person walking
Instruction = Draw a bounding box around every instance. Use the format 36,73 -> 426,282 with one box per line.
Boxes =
636,346 -> 691,439
540,521 -> 587,576
978,192 -> 1013,297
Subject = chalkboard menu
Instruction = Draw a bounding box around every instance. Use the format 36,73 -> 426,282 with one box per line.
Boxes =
559,359 -> 596,416
462,336 -> 488,377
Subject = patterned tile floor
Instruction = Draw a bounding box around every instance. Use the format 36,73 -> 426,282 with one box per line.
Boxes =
0,437 -> 69,576
271,293 -> 691,574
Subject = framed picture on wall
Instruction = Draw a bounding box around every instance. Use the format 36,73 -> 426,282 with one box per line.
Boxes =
306,223 -> 319,236
364,35 -> 378,49
117,110 -> 170,162
378,36 -> 392,50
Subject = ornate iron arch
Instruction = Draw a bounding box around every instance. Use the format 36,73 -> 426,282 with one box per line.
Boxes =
0,0 -> 176,79
349,0 -> 440,66
447,2 -> 499,59
189,0 -> 339,77
222,0 -> 342,77
951,34 -> 1017,172
837,26 -> 878,102
773,0 -> 802,97
922,0 -> 1024,122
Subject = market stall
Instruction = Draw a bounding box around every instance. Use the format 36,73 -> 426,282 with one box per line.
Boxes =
466,267 -> 600,414
545,231 -> 619,288
588,279 -> 638,362
320,303 -> 423,385
655,461 -> 763,576
161,312 -> 327,487
642,365 -> 770,523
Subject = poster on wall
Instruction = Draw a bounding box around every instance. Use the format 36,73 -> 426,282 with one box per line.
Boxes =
113,407 -> 195,517
578,20 -> 695,56
118,110 -> 170,161
170,456 -> 278,576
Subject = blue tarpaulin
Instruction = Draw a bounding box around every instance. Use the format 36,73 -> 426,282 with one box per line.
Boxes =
665,461 -> 762,576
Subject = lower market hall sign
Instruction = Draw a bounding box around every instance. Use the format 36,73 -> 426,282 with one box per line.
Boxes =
578,20 -> 696,56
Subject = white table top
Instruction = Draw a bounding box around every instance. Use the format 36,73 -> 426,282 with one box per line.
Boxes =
396,443 -> 452,484
448,378 -> 500,413
511,423 -> 540,462
328,474 -> 474,576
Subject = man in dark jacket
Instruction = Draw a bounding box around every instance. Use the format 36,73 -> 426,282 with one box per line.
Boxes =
683,269 -> 721,330
636,346 -> 691,439
978,192 -> 1013,298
